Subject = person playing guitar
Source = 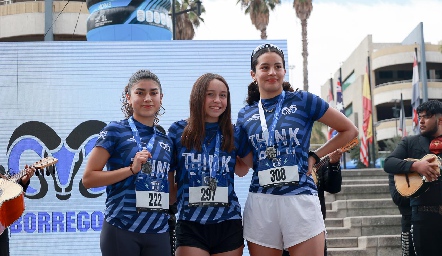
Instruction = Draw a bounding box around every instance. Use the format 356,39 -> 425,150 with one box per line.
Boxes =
0,164 -> 36,256
384,100 -> 442,256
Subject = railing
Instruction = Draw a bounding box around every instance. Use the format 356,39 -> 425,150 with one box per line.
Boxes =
376,117 -> 412,124
376,79 -> 442,88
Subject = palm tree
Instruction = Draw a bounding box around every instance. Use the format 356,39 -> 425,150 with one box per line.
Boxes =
293,0 -> 313,92
237,0 -> 281,39
174,0 -> 206,40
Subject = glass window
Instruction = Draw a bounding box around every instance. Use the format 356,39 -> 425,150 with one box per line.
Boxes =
344,103 -> 353,117
342,72 -> 355,91
379,71 -> 393,79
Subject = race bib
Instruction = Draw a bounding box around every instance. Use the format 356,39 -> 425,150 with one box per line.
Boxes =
135,174 -> 169,212
136,191 -> 169,212
258,165 -> 299,187
188,186 -> 228,207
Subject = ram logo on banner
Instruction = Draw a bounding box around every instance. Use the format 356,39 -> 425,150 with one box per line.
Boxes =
0,40 -> 289,255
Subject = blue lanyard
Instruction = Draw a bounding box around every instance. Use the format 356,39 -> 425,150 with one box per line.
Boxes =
201,130 -> 221,179
128,117 -> 156,153
258,90 -> 285,147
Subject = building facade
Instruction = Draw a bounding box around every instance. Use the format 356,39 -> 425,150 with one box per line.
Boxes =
0,0 -> 87,41
321,33 -> 442,152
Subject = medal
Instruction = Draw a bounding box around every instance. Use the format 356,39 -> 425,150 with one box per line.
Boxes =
266,146 -> 277,159
208,177 -> 217,191
141,161 -> 152,174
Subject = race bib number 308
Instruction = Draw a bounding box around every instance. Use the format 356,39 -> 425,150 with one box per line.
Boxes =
258,165 -> 299,188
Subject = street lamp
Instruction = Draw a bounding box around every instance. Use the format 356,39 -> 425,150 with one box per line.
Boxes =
391,101 -> 400,137
171,0 -> 202,40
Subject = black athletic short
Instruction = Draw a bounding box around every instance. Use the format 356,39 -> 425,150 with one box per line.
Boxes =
175,219 -> 244,254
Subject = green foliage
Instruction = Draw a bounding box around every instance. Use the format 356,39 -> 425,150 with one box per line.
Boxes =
237,0 -> 281,39
348,138 -> 381,168
310,122 -> 326,146
382,136 -> 403,157
174,0 -> 206,40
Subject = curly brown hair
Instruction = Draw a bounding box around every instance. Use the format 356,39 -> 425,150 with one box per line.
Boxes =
121,69 -> 164,124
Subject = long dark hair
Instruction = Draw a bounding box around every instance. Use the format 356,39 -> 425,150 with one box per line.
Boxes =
247,43 -> 290,105
250,43 -> 285,72
181,73 -> 234,152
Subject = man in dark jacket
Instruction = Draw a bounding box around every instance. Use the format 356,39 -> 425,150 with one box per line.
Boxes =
384,100 -> 442,256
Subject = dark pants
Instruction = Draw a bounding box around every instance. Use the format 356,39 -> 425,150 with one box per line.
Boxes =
401,213 -> 415,256
0,228 -> 9,256
100,220 -> 171,256
411,207 -> 442,256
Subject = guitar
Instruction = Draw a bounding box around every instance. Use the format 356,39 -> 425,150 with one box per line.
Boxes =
394,154 -> 441,197
0,156 -> 58,235
312,137 -> 359,185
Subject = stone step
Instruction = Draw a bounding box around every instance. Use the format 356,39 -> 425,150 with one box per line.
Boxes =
341,168 -> 388,180
326,215 -> 401,238
327,236 -> 359,248
327,235 -> 401,256
341,178 -> 388,185
320,167 -> 402,255
325,217 -> 344,228
328,184 -> 391,201
326,199 -> 399,218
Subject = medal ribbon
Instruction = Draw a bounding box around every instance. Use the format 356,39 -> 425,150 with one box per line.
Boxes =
202,130 -> 221,179
128,117 -> 156,165
258,91 -> 286,147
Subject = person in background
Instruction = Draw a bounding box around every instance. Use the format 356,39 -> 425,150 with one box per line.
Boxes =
386,173 -> 415,256
0,164 -> 35,256
82,69 -> 173,256
236,43 -> 358,256
168,73 -> 252,256
384,100 -> 442,256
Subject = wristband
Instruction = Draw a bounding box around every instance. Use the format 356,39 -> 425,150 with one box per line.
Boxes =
329,161 -> 340,170
308,151 -> 321,164
129,163 -> 135,175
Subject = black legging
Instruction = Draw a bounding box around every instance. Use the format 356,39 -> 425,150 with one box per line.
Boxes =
0,228 -> 10,256
100,221 -> 171,256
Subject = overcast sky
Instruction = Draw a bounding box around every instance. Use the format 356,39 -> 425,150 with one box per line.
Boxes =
193,0 -> 442,96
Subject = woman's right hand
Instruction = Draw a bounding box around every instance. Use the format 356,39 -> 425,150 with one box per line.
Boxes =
131,149 -> 152,174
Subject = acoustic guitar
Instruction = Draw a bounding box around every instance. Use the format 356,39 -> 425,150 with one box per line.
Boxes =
0,157 -> 57,235
394,154 -> 441,197
312,137 -> 359,185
